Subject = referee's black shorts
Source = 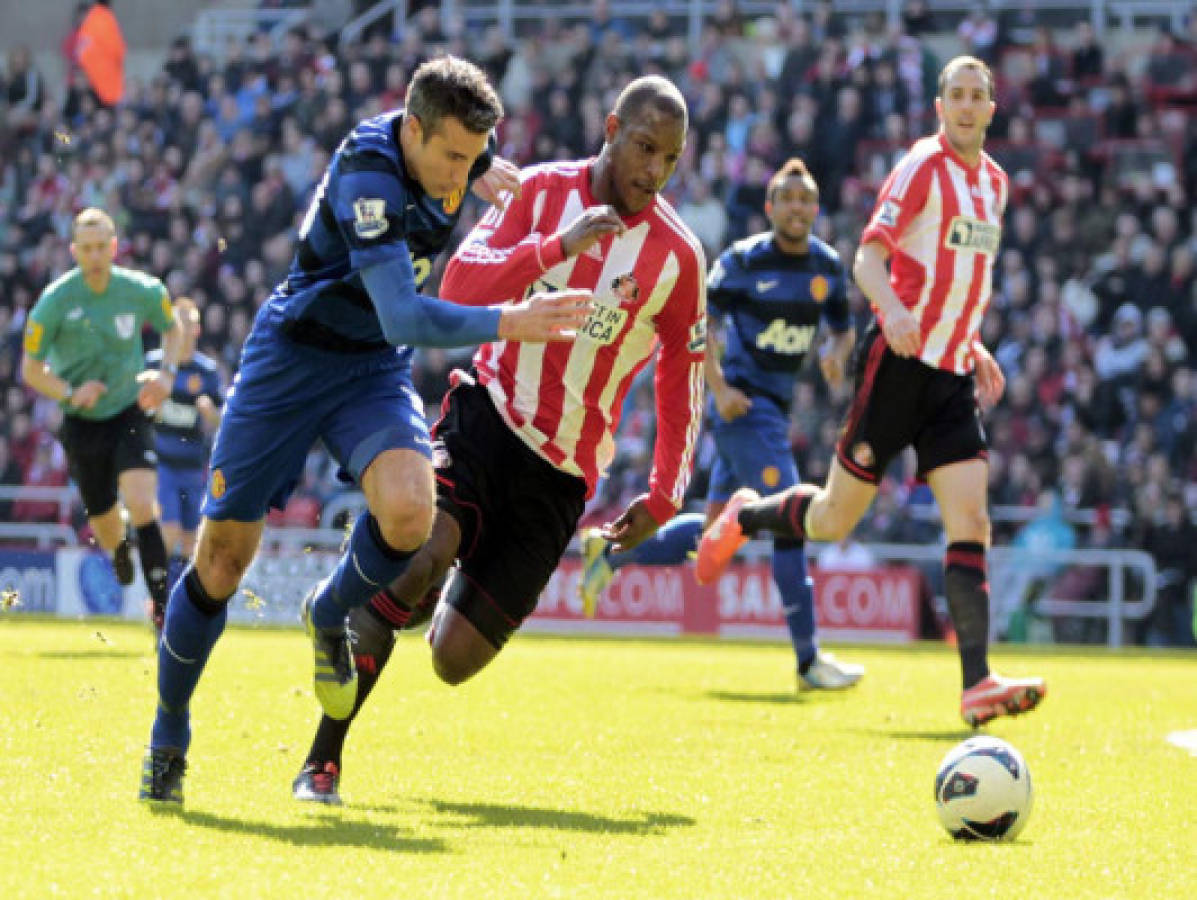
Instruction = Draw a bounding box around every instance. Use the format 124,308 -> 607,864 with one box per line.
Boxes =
59,403 -> 157,516
835,324 -> 988,485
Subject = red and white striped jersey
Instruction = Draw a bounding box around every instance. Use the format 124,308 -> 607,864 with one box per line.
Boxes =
441,160 -> 708,524
860,132 -> 1008,374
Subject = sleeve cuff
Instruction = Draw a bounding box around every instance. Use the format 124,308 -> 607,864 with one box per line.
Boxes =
859,227 -> 896,254
644,492 -> 679,526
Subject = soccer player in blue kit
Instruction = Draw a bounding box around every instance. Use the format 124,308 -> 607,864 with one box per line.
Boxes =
139,57 -> 591,803
580,158 -> 864,690
146,297 -> 224,607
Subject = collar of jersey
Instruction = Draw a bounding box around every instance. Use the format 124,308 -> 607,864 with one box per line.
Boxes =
937,131 -> 983,178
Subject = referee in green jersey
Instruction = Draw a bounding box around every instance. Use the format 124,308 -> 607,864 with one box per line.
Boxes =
21,207 -> 185,632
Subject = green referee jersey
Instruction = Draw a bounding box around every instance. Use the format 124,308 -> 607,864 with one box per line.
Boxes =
24,265 -> 175,421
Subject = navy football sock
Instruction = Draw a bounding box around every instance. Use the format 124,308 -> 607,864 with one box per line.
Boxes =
151,568 -> 229,753
775,538 -> 817,669
311,513 -> 415,630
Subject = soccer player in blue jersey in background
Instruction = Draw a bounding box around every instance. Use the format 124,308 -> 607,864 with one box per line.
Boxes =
146,297 -> 224,608
580,158 -> 865,690
139,56 -> 591,804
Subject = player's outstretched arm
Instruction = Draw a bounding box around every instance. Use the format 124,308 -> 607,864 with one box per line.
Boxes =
497,290 -> 592,343
362,254 -> 590,348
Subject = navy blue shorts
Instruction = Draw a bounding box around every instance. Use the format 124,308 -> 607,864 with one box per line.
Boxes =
203,324 -> 429,522
158,463 -> 206,531
707,394 -> 800,502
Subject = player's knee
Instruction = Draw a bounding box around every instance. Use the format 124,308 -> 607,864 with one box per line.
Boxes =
427,606 -> 496,686
812,506 -> 854,543
124,495 -> 157,525
430,648 -> 478,687
196,536 -> 254,596
373,498 -> 435,552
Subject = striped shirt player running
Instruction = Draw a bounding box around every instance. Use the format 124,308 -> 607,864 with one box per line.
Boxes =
578,158 -> 865,691
697,56 -> 1046,728
293,76 -> 707,804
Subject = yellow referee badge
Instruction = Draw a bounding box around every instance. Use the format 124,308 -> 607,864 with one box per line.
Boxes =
810,275 -> 829,303
210,468 -> 227,499
161,292 -> 175,324
443,187 -> 464,215
24,321 -> 44,354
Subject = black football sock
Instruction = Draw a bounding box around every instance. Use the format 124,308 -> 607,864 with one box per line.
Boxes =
944,542 -> 991,690
737,486 -> 815,541
135,522 -> 170,609
305,604 -> 396,769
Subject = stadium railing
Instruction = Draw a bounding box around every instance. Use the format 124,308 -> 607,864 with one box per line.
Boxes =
0,485 -> 78,523
191,6 -> 310,58
0,523 -> 80,548
740,540 -> 1156,648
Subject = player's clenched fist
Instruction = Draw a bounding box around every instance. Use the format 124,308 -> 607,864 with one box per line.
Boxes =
497,289 -> 593,342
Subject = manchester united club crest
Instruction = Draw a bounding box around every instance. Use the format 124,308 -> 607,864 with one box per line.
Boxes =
810,275 -> 829,303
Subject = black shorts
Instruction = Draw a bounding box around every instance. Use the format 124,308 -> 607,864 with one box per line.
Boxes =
59,404 -> 157,516
432,375 -> 587,648
835,325 -> 987,485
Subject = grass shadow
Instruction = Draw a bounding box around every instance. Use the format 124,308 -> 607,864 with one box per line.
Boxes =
705,690 -> 803,705
36,650 -> 146,660
852,727 -> 978,742
415,799 -> 696,835
178,808 -> 449,852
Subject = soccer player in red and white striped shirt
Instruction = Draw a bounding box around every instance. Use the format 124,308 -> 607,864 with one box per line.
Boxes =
697,57 -> 1045,728
295,77 -> 707,802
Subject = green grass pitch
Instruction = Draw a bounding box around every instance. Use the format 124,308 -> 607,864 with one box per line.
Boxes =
1,618 -> 1193,898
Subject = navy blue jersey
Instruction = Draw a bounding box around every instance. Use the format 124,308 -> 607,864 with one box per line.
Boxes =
259,109 -> 494,353
707,232 -> 850,410
146,349 -> 224,468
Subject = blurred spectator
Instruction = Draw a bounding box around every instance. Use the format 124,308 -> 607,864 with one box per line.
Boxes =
75,0 -> 126,106
5,45 -> 45,133
676,178 -> 727,259
10,435 -> 68,523
1069,20 -> 1103,82
1137,492 -> 1197,647
957,5 -> 999,63
0,436 -> 22,520
901,0 -> 935,38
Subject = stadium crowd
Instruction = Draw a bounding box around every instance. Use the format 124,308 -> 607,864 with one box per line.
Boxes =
0,1 -> 1194,644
